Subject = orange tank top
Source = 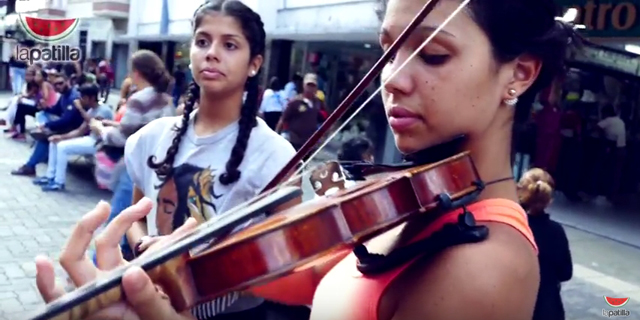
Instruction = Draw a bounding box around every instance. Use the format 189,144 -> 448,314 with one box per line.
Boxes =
309,198 -> 537,320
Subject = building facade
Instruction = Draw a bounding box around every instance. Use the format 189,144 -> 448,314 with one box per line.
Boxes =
0,0 -> 130,88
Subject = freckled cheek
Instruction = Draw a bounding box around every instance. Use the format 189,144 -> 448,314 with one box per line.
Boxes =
414,73 -> 442,119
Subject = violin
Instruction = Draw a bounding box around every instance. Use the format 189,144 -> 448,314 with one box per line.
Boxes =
32,152 -> 482,320
30,0 -> 484,318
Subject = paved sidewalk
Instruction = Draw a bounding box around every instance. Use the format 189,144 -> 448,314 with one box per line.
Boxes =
0,92 -> 111,319
564,226 -> 640,319
550,193 -> 640,248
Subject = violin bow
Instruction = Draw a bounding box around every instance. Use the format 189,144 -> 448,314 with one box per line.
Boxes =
263,0 -> 471,192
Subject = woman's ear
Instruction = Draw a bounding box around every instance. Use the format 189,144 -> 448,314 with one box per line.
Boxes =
249,55 -> 264,77
502,55 -> 542,102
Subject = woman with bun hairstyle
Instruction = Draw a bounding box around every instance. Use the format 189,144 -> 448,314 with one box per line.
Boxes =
90,49 -> 177,260
518,168 -> 573,320
37,0 -> 580,319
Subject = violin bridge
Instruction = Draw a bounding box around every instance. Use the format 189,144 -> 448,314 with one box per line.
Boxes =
309,161 -> 347,196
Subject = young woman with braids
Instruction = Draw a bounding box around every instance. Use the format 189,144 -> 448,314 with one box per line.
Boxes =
37,0 -> 581,319
35,1 -> 298,320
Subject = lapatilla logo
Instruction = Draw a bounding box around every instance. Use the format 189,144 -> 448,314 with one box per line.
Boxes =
15,15 -> 82,64
18,15 -> 79,42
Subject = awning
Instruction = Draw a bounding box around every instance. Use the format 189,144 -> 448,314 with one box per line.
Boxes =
114,33 -> 190,42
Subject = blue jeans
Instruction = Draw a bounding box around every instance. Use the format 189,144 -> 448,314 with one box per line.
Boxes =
91,169 -> 134,264
108,169 -> 134,257
35,111 -> 54,125
10,67 -> 26,95
25,113 -> 57,169
26,141 -> 48,169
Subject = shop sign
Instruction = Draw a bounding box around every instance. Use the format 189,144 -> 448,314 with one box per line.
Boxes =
557,0 -> 640,38
570,45 -> 640,75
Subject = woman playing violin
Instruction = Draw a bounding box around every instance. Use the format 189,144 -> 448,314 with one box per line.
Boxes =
35,0 -> 578,319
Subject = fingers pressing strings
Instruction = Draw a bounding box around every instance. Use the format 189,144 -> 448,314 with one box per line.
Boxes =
59,200 -> 111,286
35,255 -> 67,303
94,198 -> 154,270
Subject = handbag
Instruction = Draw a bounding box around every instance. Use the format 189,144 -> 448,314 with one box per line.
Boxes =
94,151 -> 117,190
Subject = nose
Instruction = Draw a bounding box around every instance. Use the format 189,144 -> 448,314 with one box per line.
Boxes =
382,49 -> 415,96
205,41 -> 221,62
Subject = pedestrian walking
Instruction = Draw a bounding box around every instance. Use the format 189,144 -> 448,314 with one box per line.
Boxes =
518,168 -> 573,320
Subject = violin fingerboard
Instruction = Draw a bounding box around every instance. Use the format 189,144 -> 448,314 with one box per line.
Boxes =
32,277 -> 124,320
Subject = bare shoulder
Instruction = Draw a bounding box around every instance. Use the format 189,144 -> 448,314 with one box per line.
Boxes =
393,222 -> 539,320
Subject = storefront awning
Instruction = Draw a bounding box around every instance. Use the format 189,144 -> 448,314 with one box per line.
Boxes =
115,33 -> 190,42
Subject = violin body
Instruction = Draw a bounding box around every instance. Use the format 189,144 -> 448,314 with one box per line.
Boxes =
187,151 -> 481,302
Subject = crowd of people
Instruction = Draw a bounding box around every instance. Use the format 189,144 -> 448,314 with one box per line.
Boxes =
513,70 -> 640,206
0,0 -> 593,319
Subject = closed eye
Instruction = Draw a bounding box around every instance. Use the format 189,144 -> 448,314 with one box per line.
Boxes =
420,54 -> 450,66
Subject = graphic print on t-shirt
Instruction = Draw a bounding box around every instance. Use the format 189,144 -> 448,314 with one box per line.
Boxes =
155,163 -> 224,235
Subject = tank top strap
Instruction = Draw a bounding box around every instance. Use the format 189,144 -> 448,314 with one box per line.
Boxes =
333,198 -> 537,320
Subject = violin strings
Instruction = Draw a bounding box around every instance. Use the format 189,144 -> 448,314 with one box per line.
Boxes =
285,0 -> 472,185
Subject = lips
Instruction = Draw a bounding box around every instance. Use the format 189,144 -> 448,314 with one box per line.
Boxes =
200,67 -> 225,80
387,106 -> 421,131
387,106 -> 420,118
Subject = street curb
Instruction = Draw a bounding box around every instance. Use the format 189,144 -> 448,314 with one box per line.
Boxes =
558,220 -> 640,250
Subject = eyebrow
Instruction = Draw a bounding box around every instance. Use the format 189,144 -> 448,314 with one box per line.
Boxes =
195,30 -> 242,40
379,25 -> 455,39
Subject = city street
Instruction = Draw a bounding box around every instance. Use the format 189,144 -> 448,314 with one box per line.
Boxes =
0,93 -> 638,319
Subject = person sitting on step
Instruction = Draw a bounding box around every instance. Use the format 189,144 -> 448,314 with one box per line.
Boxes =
32,83 -> 113,192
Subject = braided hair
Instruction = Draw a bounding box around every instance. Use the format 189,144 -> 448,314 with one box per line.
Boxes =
147,0 -> 266,186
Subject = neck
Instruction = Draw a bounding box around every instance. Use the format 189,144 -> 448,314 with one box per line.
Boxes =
398,121 -> 517,246
303,92 -> 315,99
135,80 -> 151,91
195,89 -> 243,136
464,124 -> 517,203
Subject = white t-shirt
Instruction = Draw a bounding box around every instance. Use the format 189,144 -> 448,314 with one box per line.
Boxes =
580,89 -> 596,103
124,111 -> 296,317
598,116 -> 626,147
259,88 -> 286,113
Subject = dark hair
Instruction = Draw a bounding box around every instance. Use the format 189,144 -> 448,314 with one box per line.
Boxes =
147,0 -> 266,186
26,81 -> 39,92
76,73 -> 89,86
130,49 -> 173,93
338,137 -> 373,162
602,105 -> 616,118
375,0 -> 581,118
268,77 -> 282,91
78,83 -> 100,102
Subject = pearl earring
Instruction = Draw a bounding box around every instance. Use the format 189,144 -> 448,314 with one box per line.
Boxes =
504,88 -> 518,106
250,70 -> 256,76
188,63 -> 192,70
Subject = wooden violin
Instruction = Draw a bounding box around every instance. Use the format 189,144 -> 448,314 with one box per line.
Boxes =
29,0 -> 488,318
187,151 -> 482,300
31,151 -> 482,320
